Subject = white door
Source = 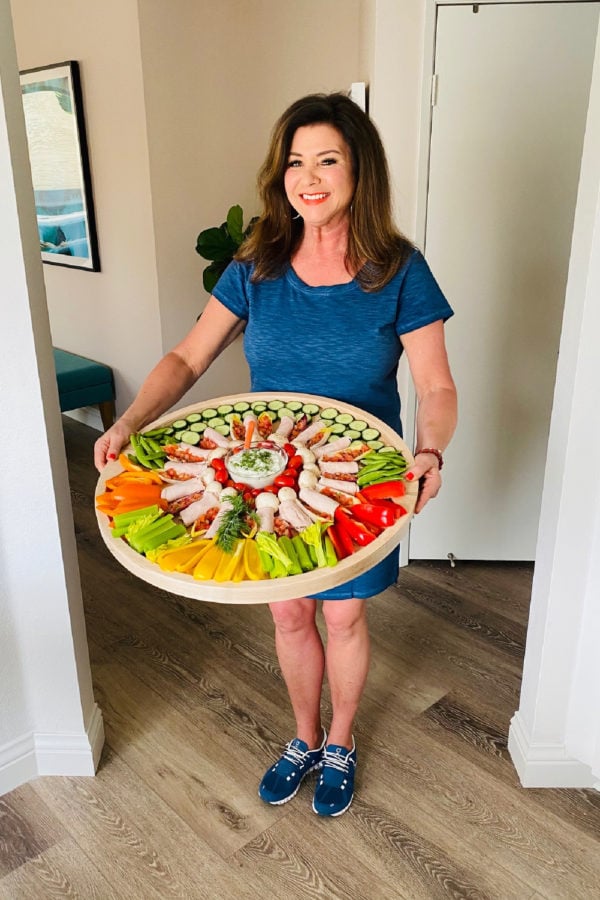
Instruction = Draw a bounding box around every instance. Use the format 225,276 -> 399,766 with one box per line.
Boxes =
409,1 -> 599,561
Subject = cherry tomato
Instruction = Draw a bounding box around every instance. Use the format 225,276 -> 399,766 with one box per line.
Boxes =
288,454 -> 304,469
274,474 -> 296,489
262,485 -> 279,494
242,491 -> 255,505
283,443 -> 296,457
282,468 -> 299,480
214,469 -> 229,484
210,457 -> 226,471
225,479 -> 236,489
251,488 -> 262,497
233,482 -> 248,492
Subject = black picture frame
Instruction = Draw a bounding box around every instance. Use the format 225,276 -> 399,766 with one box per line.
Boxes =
19,60 -> 100,272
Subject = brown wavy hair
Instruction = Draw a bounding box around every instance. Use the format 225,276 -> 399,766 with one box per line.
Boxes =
236,92 -> 413,292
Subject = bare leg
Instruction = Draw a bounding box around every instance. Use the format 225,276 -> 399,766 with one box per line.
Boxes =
322,599 -> 370,749
269,597 -> 324,749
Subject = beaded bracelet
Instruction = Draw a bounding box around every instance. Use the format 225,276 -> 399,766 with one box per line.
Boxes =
415,447 -> 444,470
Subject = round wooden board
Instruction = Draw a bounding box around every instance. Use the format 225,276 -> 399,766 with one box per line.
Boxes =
95,392 -> 418,604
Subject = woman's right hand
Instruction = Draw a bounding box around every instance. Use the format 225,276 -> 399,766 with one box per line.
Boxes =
94,419 -> 134,472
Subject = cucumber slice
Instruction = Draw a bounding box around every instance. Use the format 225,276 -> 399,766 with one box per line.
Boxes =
268,399 -> 284,411
320,407 -> 340,420
162,426 -> 175,435
215,424 -> 230,436
335,413 -> 353,425
350,439 -> 366,449
223,412 -> 238,423
180,430 -> 201,445
185,412 -> 202,423
379,446 -> 397,454
344,429 -> 361,440
286,400 -> 303,412
207,417 -> 225,428
328,422 -> 346,435
362,427 -> 380,441
277,408 -> 296,420
349,419 -> 368,432
189,422 -> 206,433
174,430 -> 186,441
302,403 -> 320,416
217,404 -> 234,416
251,401 -> 267,413
201,408 -> 218,420
171,419 -> 188,430
366,439 -> 384,451
233,401 -> 250,413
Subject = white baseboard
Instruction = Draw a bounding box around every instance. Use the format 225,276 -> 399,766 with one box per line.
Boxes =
508,711 -> 596,788
63,406 -> 103,431
0,703 -> 105,796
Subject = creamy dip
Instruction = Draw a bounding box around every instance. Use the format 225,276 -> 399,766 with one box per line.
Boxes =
226,445 -> 286,489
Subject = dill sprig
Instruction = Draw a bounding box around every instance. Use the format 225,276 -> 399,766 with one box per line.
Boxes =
215,494 -> 258,554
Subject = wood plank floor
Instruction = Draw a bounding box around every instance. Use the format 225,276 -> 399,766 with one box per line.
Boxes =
1,416 -> 599,899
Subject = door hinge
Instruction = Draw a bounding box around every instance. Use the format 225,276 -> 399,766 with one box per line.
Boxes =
431,73 -> 439,107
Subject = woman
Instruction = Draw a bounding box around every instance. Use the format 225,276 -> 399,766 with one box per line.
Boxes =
95,92 -> 457,818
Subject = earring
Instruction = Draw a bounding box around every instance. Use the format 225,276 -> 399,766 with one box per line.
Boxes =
291,211 -> 301,220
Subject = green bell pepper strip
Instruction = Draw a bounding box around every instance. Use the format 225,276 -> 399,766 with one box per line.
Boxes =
323,535 -> 337,567
301,523 -> 328,568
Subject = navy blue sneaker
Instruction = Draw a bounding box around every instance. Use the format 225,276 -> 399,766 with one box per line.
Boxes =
259,730 -> 327,805
312,739 -> 357,817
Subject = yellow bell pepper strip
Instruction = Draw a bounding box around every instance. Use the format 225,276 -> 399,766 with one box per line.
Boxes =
193,542 -> 226,580
214,539 -> 245,582
243,539 -> 266,581
175,542 -> 214,574
153,539 -> 208,571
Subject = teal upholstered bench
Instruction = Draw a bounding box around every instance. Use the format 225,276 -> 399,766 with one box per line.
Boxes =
53,348 -> 115,431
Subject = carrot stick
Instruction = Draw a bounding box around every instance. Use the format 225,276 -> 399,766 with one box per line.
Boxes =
244,419 -> 255,449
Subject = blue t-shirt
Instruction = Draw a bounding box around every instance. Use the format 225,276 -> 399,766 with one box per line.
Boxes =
213,250 -> 453,436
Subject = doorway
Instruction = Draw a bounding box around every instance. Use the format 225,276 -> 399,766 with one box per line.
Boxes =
409,1 -> 599,561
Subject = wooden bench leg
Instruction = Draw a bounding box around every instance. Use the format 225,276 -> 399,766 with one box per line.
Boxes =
98,400 -> 116,431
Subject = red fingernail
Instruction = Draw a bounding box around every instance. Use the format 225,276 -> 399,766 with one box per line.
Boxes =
108,453 -> 116,460
406,472 -> 415,481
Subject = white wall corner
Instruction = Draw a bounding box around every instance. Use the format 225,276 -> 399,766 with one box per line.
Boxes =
508,711 -> 595,789
35,701 -> 104,777
0,703 -> 104,797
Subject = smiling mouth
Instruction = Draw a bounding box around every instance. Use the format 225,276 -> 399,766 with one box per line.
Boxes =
300,192 -> 329,203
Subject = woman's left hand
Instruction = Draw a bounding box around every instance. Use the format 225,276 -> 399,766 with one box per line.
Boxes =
404,452 -> 443,514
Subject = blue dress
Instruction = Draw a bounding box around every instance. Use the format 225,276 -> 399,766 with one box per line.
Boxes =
213,250 -> 453,599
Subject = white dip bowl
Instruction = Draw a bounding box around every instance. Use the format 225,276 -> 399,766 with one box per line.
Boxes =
225,441 -> 288,490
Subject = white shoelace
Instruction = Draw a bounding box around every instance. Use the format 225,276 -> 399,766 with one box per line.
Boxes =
322,749 -> 352,773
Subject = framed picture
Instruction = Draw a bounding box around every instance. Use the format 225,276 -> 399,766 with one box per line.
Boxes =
19,61 -> 100,271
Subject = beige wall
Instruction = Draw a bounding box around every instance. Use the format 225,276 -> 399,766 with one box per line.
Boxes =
138,0 -> 366,406
10,0 -> 163,414
11,0 -> 372,416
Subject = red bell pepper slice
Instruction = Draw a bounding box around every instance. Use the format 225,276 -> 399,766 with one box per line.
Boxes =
334,507 -> 376,547
360,480 -> 406,501
350,502 -> 398,529
327,524 -> 351,559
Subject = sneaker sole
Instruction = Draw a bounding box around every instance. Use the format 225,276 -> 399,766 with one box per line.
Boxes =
259,761 -> 322,806
312,794 -> 353,817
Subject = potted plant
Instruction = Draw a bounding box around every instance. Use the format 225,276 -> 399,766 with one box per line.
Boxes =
196,204 -> 258,293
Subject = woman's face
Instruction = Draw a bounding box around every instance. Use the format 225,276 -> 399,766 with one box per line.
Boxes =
284,123 -> 355,229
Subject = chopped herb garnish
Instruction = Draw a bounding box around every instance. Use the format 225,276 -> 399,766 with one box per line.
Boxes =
215,494 -> 258,554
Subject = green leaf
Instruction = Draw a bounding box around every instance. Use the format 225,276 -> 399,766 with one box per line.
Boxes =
226,205 -> 244,244
195,226 -> 237,262
203,260 -> 227,293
